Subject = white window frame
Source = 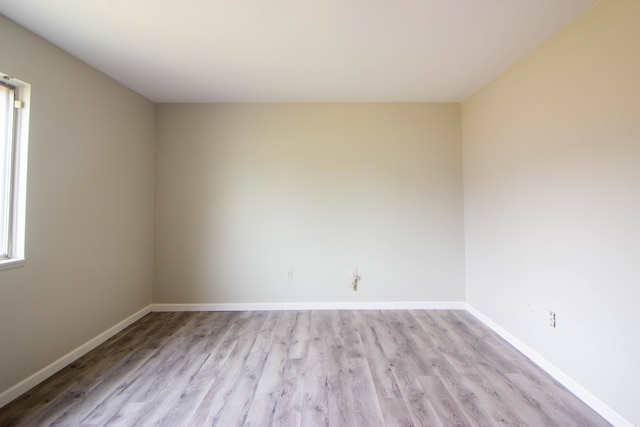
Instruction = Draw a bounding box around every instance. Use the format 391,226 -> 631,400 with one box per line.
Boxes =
0,73 -> 30,270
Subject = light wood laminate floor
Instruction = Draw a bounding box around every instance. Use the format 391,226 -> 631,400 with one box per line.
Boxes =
0,310 -> 610,426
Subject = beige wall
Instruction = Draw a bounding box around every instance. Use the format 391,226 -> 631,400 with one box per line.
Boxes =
0,16 -> 155,394
155,103 -> 465,304
462,0 -> 640,424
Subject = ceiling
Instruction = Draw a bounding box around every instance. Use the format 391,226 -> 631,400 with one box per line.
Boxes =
0,0 -> 598,103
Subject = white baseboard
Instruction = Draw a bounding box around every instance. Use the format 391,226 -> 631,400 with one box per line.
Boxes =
465,304 -> 633,427
151,301 -> 466,312
0,305 -> 152,409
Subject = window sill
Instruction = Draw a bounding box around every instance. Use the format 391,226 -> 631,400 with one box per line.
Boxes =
0,258 -> 25,271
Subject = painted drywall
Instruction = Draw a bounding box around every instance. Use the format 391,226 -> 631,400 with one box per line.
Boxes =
462,0 -> 640,424
155,103 -> 464,304
0,15 -> 155,395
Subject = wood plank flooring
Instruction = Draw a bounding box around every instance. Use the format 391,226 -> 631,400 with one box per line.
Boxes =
0,310 -> 611,426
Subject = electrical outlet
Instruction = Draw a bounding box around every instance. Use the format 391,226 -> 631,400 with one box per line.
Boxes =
287,270 -> 294,281
549,311 -> 556,328
527,303 -> 534,312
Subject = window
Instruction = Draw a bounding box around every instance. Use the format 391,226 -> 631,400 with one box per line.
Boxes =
0,73 -> 30,270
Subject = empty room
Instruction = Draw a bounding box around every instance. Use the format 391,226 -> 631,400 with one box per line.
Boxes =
0,0 -> 638,425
